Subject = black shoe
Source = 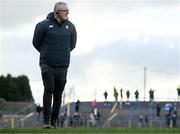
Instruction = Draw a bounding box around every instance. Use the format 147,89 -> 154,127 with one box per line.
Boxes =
51,120 -> 57,129
43,120 -> 51,129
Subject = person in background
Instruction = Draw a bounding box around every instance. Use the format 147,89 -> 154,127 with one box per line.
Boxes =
134,89 -> 139,101
104,91 -> 108,101
75,100 -> 80,113
177,85 -> 180,103
113,87 -> 119,102
103,91 -> 108,106
120,88 -> 123,100
164,103 -> 173,127
36,104 -> 43,122
92,99 -> 97,108
156,102 -> 161,118
126,90 -> 130,101
149,88 -> 155,102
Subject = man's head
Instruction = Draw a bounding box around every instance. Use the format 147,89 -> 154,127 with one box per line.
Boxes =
54,2 -> 69,21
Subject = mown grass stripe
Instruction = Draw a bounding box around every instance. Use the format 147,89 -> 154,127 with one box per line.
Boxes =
1,133 -> 179,134
0,128 -> 179,133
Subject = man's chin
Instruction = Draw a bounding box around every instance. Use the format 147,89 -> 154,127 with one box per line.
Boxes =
62,17 -> 68,21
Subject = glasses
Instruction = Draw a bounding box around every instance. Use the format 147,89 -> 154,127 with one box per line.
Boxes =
57,9 -> 69,12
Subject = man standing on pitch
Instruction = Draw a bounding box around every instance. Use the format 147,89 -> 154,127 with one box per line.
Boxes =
33,2 -> 77,128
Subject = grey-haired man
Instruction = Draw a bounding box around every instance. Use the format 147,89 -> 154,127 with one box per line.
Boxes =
33,2 -> 77,128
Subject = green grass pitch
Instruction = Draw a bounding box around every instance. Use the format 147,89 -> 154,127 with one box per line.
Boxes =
0,128 -> 180,134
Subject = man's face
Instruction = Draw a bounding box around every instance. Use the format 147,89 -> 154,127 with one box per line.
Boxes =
55,5 -> 69,21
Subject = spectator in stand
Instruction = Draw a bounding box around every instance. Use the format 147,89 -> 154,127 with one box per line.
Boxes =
120,88 -> 123,100
113,87 -> 119,102
103,91 -> 108,106
144,115 -> 149,126
59,113 -> 66,127
166,112 -> 171,127
134,89 -> 139,101
73,112 -> 80,127
156,102 -> 161,118
138,115 -> 144,128
89,110 -> 96,127
104,91 -> 108,101
172,110 -> 177,128
171,103 -> 177,128
177,85 -> 180,102
75,99 -> 80,113
94,107 -> 100,121
164,103 -> 173,127
36,104 -> 43,122
149,88 -> 155,102
92,99 -> 97,108
126,90 -> 130,101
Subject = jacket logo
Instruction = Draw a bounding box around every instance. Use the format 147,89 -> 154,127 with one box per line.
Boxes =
66,25 -> 69,29
49,25 -> 53,28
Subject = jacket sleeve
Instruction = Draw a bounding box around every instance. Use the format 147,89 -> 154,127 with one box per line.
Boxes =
32,22 -> 45,52
70,25 -> 77,51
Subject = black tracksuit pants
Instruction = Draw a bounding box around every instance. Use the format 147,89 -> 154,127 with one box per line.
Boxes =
40,64 -> 67,123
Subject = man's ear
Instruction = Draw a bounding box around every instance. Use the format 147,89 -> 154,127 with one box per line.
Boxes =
54,12 -> 58,17
54,12 -> 58,18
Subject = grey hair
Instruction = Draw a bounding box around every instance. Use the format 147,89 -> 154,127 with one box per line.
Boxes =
54,2 -> 67,13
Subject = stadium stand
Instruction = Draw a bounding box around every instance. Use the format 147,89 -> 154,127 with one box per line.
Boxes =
0,101 -> 36,128
59,101 -> 180,128
0,101 -> 179,128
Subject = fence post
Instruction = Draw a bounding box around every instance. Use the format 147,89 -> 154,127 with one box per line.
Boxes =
21,119 -> 24,128
65,103 -> 71,128
128,119 -> 131,128
11,116 -> 15,128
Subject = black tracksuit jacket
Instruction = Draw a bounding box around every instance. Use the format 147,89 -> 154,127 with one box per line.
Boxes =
33,12 -> 77,67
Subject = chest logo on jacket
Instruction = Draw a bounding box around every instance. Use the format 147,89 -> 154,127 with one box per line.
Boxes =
49,25 -> 54,28
65,25 -> 69,29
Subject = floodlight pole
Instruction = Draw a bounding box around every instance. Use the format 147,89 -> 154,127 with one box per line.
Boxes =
144,66 -> 147,102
